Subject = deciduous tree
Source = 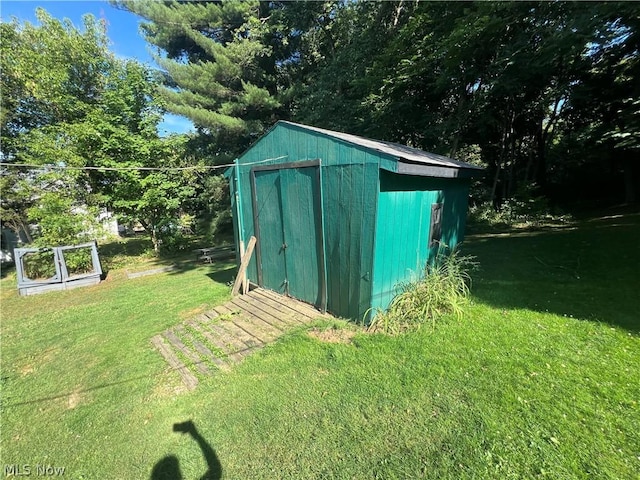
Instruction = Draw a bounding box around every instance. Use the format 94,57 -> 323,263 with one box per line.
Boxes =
0,9 -> 204,249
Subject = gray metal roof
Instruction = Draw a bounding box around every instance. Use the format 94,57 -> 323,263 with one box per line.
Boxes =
280,121 -> 483,173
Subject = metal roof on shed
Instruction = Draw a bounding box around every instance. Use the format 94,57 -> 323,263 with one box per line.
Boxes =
280,121 -> 483,175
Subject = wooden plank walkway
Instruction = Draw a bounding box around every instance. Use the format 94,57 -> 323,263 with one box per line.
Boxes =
151,288 -> 332,390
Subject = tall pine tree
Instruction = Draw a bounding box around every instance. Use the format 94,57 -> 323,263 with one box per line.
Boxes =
115,0 -> 288,158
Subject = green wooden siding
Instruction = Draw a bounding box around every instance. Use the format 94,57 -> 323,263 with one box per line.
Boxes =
233,123 -> 379,319
253,169 -> 286,294
251,166 -> 326,306
230,122 -> 472,320
370,171 -> 470,313
280,167 -> 324,306
322,162 -> 378,319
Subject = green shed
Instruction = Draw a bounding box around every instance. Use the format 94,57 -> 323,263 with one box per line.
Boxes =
228,121 -> 482,320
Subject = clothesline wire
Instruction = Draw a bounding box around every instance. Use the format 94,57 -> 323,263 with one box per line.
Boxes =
0,155 -> 288,172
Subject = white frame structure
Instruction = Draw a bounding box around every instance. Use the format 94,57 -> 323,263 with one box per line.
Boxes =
15,241 -> 103,296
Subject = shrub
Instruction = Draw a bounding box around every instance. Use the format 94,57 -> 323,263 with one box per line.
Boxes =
63,247 -> 95,277
22,250 -> 57,280
155,218 -> 192,254
369,247 -> 477,334
468,185 -> 572,229
158,232 -> 191,254
20,246 -> 98,281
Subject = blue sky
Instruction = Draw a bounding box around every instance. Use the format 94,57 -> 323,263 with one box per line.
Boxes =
1,0 -> 194,135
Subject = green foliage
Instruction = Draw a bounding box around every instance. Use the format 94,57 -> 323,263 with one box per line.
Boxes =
370,247 -> 477,333
0,9 -> 112,242
5,1 -> 637,253
101,133 -> 202,253
21,250 -> 57,280
290,1 -> 389,134
289,2 -> 639,206
198,174 -> 232,242
0,9 -> 206,250
0,9 -> 111,137
116,0 -> 283,157
157,233 -> 190,254
469,184 -> 572,230
116,0 -> 639,211
27,191 -> 98,247
0,169 -> 36,242
63,247 -> 95,277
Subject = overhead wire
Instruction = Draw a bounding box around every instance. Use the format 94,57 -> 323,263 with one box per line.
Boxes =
0,155 -> 288,172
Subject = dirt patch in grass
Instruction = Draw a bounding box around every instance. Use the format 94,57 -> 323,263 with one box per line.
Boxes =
19,364 -> 35,376
66,387 -> 91,409
308,327 -> 357,344
67,390 -> 83,409
179,304 -> 210,320
17,347 -> 59,376
150,371 -> 190,398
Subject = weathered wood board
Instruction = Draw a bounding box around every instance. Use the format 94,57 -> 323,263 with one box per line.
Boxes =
151,287 -> 332,390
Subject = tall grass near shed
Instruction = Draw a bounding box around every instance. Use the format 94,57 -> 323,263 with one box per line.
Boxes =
371,247 -> 477,333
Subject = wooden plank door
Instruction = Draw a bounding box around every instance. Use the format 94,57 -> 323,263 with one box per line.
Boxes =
253,169 -> 287,294
279,166 -> 324,308
252,163 -> 326,310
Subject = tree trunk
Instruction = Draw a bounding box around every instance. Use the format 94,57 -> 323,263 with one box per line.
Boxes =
448,135 -> 460,159
622,156 -> 637,204
490,162 -> 502,208
523,146 -> 534,185
140,219 -> 160,254
534,119 -> 547,191
506,134 -> 518,198
20,219 -> 33,243
492,111 -> 514,206
151,229 -> 160,254
535,97 -> 562,193
9,218 -> 33,244
448,84 -> 469,159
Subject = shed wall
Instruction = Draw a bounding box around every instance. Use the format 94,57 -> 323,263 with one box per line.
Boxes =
323,162 -> 378,319
370,171 -> 470,313
233,123 -> 380,319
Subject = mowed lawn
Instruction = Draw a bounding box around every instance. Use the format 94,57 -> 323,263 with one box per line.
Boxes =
1,213 -> 638,479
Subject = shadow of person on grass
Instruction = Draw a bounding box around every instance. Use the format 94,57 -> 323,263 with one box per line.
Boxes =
151,420 -> 222,480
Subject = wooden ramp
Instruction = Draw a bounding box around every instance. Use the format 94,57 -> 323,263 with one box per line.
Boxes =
151,288 -> 332,390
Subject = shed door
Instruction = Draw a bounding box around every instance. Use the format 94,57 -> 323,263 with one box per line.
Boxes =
252,164 -> 326,310
253,169 -> 286,294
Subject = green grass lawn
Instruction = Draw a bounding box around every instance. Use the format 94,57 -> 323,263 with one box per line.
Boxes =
1,213 -> 638,479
